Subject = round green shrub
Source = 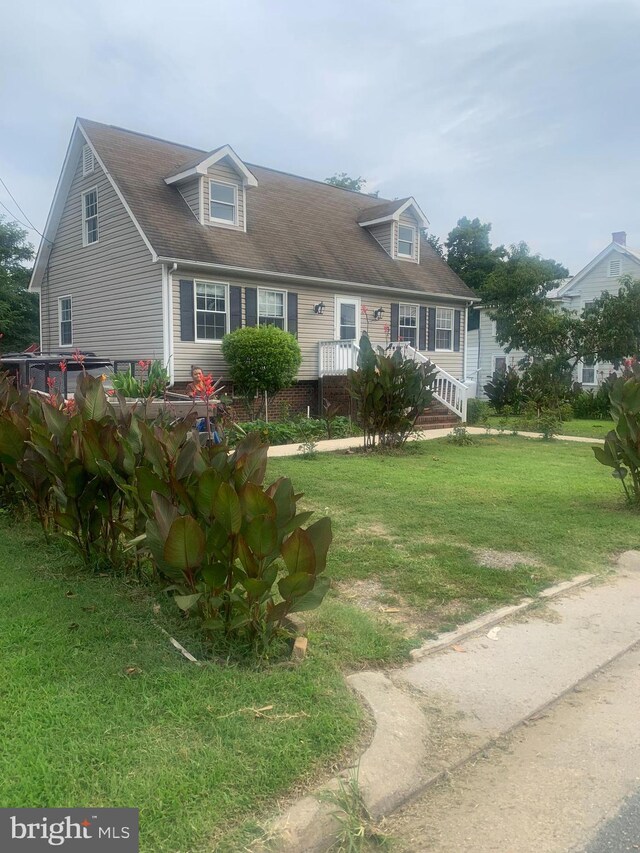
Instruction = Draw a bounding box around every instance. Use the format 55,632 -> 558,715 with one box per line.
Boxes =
221,325 -> 302,397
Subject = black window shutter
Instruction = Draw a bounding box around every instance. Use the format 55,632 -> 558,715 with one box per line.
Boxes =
390,303 -> 399,342
427,307 -> 436,351
454,309 -> 462,351
229,285 -> 242,332
179,280 -> 195,342
419,306 -> 427,351
287,292 -> 298,337
245,287 -> 257,326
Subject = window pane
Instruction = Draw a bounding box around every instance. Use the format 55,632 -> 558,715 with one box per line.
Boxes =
60,321 -> 72,345
259,316 -> 285,329
494,357 -> 507,374
435,329 -> 452,349
399,225 -> 413,242
340,304 -> 356,325
436,308 -> 453,329
210,201 -> 235,222
211,182 -> 235,204
84,191 -> 97,217
87,217 -> 98,243
258,290 -> 285,318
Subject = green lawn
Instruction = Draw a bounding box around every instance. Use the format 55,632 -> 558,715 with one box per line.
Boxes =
2,436 -> 637,851
486,415 -> 613,439
269,436 -> 640,630
0,518 -> 408,853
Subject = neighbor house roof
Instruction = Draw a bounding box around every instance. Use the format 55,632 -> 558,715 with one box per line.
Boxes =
33,119 -> 476,302
553,240 -> 640,298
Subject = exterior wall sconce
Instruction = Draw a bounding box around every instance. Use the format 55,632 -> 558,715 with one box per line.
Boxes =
313,302 -> 325,315
373,307 -> 384,320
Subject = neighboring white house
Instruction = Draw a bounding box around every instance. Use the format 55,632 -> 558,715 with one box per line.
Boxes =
467,232 -> 640,398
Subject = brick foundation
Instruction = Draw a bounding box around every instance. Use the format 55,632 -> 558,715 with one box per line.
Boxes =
173,378 -> 319,420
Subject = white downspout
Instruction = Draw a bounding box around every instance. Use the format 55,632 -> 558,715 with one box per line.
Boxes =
161,262 -> 177,386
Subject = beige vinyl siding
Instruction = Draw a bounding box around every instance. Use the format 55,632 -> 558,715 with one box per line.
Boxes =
41,150 -> 162,361
171,268 -> 465,383
395,212 -> 420,262
367,222 -> 393,256
177,178 -> 201,222
203,160 -> 245,231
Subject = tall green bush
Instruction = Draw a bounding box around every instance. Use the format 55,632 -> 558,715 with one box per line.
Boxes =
483,367 -> 522,413
347,335 -> 436,449
221,325 -> 302,418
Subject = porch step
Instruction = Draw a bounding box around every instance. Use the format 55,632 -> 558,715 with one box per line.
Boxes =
415,400 -> 461,429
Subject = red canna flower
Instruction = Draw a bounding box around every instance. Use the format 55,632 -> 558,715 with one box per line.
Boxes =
361,305 -> 368,315
72,348 -> 85,364
383,323 -> 390,334
59,360 -> 67,372
46,376 -> 57,390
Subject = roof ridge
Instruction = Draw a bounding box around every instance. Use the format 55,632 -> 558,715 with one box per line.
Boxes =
78,117 -> 392,205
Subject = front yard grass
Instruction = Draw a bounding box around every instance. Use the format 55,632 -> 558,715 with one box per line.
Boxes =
486,415 -> 612,439
269,436 -> 640,632
2,435 -> 637,850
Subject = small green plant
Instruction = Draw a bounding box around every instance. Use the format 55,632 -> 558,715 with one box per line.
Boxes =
297,419 -> 319,459
320,770 -> 389,852
447,424 -> 476,446
537,409 -> 562,440
466,398 -> 490,425
484,368 -> 522,413
593,360 -> 640,506
111,359 -> 169,398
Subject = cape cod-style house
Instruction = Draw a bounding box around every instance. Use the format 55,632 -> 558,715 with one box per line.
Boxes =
30,119 -> 477,419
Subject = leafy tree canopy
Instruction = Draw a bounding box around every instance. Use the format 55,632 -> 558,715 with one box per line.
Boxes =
444,216 -> 506,293
0,216 -> 38,353
325,172 -> 367,192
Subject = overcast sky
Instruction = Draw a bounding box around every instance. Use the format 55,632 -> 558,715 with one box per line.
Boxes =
1,0 -> 639,274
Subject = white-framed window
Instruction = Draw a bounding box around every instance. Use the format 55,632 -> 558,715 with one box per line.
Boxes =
58,296 -> 73,346
82,144 -> 95,176
397,224 -> 416,258
493,355 -> 507,374
82,187 -> 99,245
258,288 -> 286,329
398,303 -> 418,347
209,180 -> 237,224
581,358 -> 597,385
491,319 -> 497,337
609,258 -> 621,277
583,300 -> 595,314
195,281 -> 228,341
435,307 -> 453,351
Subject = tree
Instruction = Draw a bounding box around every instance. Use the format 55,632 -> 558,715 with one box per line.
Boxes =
325,173 -> 367,192
0,217 -> 38,353
444,216 -> 506,293
424,232 -> 444,258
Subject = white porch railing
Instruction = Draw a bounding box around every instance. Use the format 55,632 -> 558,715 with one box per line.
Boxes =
318,340 -> 360,376
389,342 -> 469,421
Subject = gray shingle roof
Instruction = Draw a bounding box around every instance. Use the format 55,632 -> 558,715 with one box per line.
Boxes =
80,119 -> 476,301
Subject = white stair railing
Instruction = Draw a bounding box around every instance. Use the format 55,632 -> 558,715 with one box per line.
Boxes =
318,340 -> 360,377
389,342 -> 468,421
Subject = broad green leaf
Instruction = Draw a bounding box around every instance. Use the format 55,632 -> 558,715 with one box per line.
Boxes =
239,481 -> 276,521
202,562 -> 228,588
281,528 -> 316,575
213,482 -> 242,534
236,534 -> 260,577
151,491 -> 179,540
244,515 -> 278,558
0,418 -> 25,463
304,517 -> 332,573
195,468 -> 222,519
242,578 -> 270,598
74,373 -> 110,421
290,575 -> 331,612
136,467 -> 171,506
278,571 -> 314,600
41,402 -> 69,441
163,516 -> 205,572
174,593 -> 202,611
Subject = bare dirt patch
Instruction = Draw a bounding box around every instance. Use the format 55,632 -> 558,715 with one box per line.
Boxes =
473,548 -> 542,571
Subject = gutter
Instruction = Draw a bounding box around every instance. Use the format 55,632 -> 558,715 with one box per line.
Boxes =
155,255 -> 479,304
161,262 -> 177,386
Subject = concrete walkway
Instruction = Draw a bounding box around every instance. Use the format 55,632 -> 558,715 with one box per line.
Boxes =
267,426 -> 602,457
269,554 -> 640,852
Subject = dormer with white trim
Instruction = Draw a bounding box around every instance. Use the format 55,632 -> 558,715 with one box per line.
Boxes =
164,145 -> 258,232
358,196 -> 428,263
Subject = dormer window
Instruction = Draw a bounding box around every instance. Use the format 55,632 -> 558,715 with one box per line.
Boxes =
209,180 -> 238,225
398,225 -> 416,258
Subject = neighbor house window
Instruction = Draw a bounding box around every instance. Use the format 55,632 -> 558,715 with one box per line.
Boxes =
609,258 -> 621,277
82,188 -> 99,245
82,144 -> 95,176
493,356 -> 507,374
195,281 -> 227,340
59,296 -> 73,346
435,307 -> 453,350
583,300 -> 595,314
581,358 -> 597,385
397,224 -> 415,258
209,181 -> 237,224
398,303 -> 418,347
258,289 -> 286,329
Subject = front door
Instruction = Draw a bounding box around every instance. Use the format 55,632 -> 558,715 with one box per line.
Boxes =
335,297 -> 360,341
